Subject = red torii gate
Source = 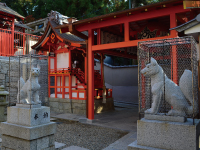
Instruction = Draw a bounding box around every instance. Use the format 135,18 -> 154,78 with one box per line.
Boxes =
55,0 -> 200,120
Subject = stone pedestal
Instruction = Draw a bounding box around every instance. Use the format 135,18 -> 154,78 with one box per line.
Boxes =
128,118 -> 200,150
1,104 -> 56,150
0,85 -> 9,122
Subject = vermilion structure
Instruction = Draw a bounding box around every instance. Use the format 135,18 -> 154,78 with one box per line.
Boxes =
34,0 -> 200,120
32,20 -> 112,106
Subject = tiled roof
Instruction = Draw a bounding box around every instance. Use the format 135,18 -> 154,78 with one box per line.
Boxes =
15,23 -> 33,30
170,14 -> 200,32
0,3 -> 24,19
50,20 -> 86,42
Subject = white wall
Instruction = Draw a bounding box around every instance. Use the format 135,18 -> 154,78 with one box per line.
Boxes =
57,52 -> 69,69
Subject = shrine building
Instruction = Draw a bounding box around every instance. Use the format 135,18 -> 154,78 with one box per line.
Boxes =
32,0 -> 200,120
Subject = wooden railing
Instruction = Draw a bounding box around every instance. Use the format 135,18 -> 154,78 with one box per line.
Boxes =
0,28 -> 41,56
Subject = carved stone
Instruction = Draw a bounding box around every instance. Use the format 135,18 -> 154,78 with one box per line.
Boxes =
141,57 -> 197,117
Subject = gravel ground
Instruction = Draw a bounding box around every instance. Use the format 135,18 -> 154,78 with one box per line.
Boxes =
54,119 -> 128,150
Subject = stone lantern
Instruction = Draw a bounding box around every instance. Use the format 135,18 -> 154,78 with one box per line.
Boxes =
0,85 -> 9,122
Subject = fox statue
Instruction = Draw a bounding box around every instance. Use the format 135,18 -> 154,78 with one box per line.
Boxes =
17,64 -> 41,104
141,57 -> 198,117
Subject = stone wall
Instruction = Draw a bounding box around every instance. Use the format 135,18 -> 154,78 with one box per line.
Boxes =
49,98 -> 86,115
49,97 -> 115,115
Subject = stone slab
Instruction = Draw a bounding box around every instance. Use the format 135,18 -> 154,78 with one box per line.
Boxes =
137,118 -> 200,150
16,103 -> 41,108
62,146 -> 89,150
144,114 -> 187,123
55,142 -> 66,149
7,106 -> 50,126
1,134 -> 55,150
1,122 -> 56,140
128,141 -> 165,150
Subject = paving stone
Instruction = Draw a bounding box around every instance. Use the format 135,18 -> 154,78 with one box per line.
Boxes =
62,146 -> 89,150
55,142 -> 66,149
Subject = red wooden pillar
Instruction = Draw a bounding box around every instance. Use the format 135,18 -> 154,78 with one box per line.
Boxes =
97,28 -> 101,45
23,29 -> 25,55
11,18 -> 14,55
170,13 -> 178,84
85,54 -> 87,83
88,29 -> 94,120
55,74 -> 57,98
62,74 -> 64,99
69,50 -> 72,99
124,22 -> 129,42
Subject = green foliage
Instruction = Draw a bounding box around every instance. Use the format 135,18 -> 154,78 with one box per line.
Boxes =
0,0 -> 162,22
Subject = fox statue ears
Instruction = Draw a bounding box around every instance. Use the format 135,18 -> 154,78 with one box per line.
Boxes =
31,64 -> 40,69
37,64 -> 40,69
151,57 -> 157,66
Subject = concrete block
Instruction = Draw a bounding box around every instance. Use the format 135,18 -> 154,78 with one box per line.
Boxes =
1,122 -> 56,140
137,118 -> 200,150
144,114 -> 187,123
7,106 -> 50,126
2,135 -> 37,150
49,134 -> 55,146
37,136 -> 49,149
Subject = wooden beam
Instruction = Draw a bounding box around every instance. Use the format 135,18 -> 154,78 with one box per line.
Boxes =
76,5 -> 190,32
102,50 -> 137,59
92,35 -> 173,51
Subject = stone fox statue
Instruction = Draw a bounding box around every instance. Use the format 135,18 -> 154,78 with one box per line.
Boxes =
141,57 -> 198,117
17,65 -> 41,104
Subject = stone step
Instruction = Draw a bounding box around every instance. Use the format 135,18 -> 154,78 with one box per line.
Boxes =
0,138 -> 65,150
62,146 -> 89,150
55,142 -> 66,150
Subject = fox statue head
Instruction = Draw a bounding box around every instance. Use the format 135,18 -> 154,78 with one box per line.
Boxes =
141,57 -> 160,77
31,64 -> 40,77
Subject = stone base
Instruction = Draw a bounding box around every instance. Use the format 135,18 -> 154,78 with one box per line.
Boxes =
0,101 -> 8,122
128,141 -> 165,150
7,106 -> 50,126
1,122 -> 56,150
132,118 -> 200,150
144,114 -> 187,123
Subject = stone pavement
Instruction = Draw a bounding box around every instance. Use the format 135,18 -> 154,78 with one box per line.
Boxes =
51,107 -> 139,150
0,107 -> 138,150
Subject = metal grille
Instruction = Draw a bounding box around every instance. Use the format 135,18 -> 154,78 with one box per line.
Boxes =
8,54 -> 48,106
138,36 -> 198,118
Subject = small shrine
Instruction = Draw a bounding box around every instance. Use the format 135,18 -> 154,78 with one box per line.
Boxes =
32,11 -> 114,115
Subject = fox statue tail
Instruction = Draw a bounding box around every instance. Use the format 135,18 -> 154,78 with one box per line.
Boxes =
179,70 -> 198,115
17,77 -> 25,103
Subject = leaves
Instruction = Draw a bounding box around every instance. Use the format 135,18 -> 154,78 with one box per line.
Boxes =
0,0 -> 162,21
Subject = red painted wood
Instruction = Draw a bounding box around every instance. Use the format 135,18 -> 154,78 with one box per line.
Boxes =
92,35 -> 173,51
76,5 -> 189,32
88,29 -> 94,120
69,50 -> 72,99
97,28 -> 101,45
170,13 -> 178,37
124,22 -> 129,42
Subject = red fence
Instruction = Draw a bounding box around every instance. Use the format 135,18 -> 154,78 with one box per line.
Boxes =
0,28 -> 41,56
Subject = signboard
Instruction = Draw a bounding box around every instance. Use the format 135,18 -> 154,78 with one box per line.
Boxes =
183,1 -> 200,9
